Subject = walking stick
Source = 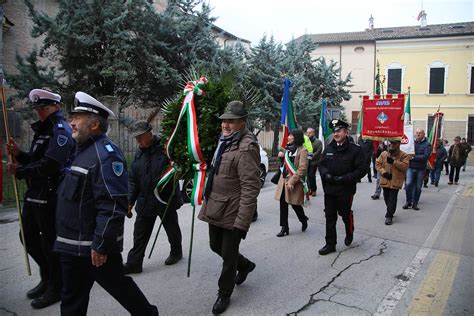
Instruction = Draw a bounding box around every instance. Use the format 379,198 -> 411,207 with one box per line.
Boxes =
0,84 -> 31,275
148,176 -> 177,259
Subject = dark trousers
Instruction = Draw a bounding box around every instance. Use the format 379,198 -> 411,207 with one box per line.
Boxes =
279,190 -> 307,228
307,163 -> 318,192
60,253 -> 158,316
449,166 -> 461,183
127,208 -> 182,266
21,203 -> 61,293
324,194 -> 354,247
444,161 -> 449,174
208,224 -> 252,297
382,188 -> 399,218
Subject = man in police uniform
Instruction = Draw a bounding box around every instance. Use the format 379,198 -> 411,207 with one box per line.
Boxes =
318,119 -> 366,255
55,92 -> 158,315
123,120 -> 183,274
7,89 -> 74,309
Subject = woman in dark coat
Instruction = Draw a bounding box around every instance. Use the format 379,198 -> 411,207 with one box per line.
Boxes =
274,129 -> 309,237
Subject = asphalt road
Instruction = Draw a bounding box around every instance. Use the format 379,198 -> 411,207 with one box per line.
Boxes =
0,168 -> 473,315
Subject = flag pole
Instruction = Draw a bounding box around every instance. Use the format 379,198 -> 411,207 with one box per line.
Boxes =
0,84 -> 31,276
187,205 -> 195,277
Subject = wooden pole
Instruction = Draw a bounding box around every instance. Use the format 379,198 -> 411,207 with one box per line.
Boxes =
0,85 -> 31,275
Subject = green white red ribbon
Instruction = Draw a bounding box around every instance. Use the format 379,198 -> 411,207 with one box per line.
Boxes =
154,77 -> 208,207
283,150 -> 309,202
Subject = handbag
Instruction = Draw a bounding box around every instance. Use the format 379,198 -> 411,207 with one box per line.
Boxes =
270,168 -> 281,185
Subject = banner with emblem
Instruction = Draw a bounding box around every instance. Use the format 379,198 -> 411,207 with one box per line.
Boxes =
361,94 -> 405,140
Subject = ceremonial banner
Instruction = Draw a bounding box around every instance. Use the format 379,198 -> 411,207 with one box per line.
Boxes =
400,124 -> 415,154
361,94 -> 405,140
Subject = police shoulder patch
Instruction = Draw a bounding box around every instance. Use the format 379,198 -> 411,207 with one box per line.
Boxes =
57,123 -> 64,129
112,161 -> 124,177
57,135 -> 68,147
105,144 -> 114,153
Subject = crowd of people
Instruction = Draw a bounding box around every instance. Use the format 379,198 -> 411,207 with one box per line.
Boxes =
6,88 -> 472,315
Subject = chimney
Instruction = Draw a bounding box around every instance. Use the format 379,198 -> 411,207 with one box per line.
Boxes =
369,14 -> 374,30
417,10 -> 427,28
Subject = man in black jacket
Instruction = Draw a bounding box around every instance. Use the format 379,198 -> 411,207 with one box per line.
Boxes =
318,119 -> 367,255
7,89 -> 74,309
123,120 -> 183,274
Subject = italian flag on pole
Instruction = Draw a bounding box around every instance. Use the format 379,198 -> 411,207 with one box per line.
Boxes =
318,98 -> 331,150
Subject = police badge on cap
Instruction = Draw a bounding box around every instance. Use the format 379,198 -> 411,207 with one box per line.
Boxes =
329,119 -> 350,132
70,91 -> 115,119
28,89 -> 61,108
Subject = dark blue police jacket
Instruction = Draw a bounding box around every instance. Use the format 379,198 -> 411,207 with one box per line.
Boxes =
55,134 -> 128,257
15,110 -> 74,207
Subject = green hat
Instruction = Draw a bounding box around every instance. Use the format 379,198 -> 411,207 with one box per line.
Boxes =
129,120 -> 152,137
218,101 -> 248,120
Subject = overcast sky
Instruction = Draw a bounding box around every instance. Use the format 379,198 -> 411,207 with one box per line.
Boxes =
208,0 -> 473,45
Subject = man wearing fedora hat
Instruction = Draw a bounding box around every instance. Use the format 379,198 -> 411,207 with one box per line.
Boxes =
55,92 -> 158,315
7,88 -> 74,309
123,120 -> 183,274
198,101 -> 261,314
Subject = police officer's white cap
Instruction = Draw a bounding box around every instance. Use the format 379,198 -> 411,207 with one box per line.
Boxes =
70,91 -> 115,119
29,89 -> 61,108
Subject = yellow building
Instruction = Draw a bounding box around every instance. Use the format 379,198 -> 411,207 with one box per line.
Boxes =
298,19 -> 473,159
375,22 -> 474,149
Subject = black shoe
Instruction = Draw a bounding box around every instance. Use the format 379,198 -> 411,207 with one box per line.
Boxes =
344,234 -> 353,246
435,183 -> 438,187
318,245 -> 336,255
368,179 -> 372,183
235,261 -> 256,285
371,195 -> 380,200
276,227 -> 289,237
301,216 -> 309,232
31,291 -> 60,309
448,182 -> 453,185
212,295 -> 230,315
165,252 -> 183,265
412,204 -> 419,211
402,202 -> 412,209
423,184 -> 428,188
26,280 -> 47,299
123,263 -> 143,274
385,218 -> 393,225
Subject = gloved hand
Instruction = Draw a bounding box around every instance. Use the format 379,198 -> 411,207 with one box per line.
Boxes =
325,173 -> 335,183
334,176 -> 344,183
233,227 -> 247,240
382,172 -> 392,180
387,157 -> 394,164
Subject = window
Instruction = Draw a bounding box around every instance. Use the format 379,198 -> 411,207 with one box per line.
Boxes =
468,115 -> 474,145
427,61 -> 448,95
429,68 -> 445,94
470,65 -> 474,94
351,111 -> 359,134
387,69 -> 402,94
385,62 -> 405,94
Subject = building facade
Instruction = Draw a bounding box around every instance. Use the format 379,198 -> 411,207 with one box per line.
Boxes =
296,20 -> 474,152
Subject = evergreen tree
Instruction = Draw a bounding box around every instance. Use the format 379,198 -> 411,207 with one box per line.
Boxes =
246,36 -> 284,155
7,0 -> 222,108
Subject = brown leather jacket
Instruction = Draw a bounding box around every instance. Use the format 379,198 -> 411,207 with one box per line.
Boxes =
375,150 -> 410,189
198,128 -> 261,232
